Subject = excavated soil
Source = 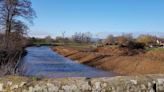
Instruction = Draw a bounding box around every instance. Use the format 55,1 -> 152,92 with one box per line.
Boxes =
53,46 -> 164,75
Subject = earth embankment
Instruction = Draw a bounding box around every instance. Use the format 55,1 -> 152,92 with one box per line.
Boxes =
53,46 -> 164,75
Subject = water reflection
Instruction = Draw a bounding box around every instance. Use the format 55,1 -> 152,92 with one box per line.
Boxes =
18,46 -> 116,78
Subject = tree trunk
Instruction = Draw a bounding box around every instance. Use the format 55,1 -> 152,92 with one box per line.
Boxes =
5,20 -> 11,49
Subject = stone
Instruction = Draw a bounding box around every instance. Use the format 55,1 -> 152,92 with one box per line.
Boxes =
0,83 -> 3,91
28,86 -> 34,92
157,78 -> 164,91
7,81 -> 12,85
19,82 -> 26,87
80,82 -> 91,91
130,80 -> 137,85
101,83 -> 107,87
62,85 -> 78,92
141,84 -> 146,89
11,84 -> 19,90
95,82 -> 101,89
0,75 -> 163,92
34,85 -> 42,91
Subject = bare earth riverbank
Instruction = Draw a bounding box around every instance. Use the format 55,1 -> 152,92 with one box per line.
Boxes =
53,46 -> 164,75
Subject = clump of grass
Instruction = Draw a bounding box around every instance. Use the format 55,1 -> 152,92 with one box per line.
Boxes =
149,48 -> 164,51
145,48 -> 164,62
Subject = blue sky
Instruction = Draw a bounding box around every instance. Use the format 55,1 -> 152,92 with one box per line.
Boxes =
29,0 -> 164,38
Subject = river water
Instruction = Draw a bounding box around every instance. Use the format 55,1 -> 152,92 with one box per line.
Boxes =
18,46 -> 116,78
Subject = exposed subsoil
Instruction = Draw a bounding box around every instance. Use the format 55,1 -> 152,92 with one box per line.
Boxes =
53,46 -> 164,75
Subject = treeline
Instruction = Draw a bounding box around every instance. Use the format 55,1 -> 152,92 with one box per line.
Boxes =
0,0 -> 35,75
28,32 -> 93,45
55,32 -> 92,44
100,34 -> 163,49
29,32 -> 163,50
27,36 -> 54,45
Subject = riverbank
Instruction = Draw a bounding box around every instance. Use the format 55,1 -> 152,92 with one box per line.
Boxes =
0,34 -> 27,76
0,75 -> 163,92
0,48 -> 26,76
53,46 -> 164,75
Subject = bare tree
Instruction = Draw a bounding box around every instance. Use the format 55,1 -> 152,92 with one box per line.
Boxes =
12,21 -> 28,35
72,32 -> 92,43
61,31 -> 66,39
11,21 -> 28,48
45,35 -> 53,44
103,34 -> 115,45
0,0 -> 36,48
115,33 -> 133,45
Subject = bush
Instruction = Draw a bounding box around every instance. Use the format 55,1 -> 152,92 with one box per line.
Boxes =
115,33 -> 133,45
126,41 -> 145,49
137,34 -> 156,46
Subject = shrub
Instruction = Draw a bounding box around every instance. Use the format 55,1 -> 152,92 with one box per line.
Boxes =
137,34 -> 156,46
126,41 -> 145,49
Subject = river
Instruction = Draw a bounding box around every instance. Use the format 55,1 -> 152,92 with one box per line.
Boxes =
18,46 -> 116,78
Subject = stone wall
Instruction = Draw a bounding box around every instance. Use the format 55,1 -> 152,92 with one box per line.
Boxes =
0,75 -> 164,92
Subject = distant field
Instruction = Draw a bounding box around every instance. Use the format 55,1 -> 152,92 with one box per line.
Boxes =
55,42 -> 93,50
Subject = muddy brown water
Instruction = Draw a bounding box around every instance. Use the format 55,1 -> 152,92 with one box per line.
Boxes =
18,46 -> 116,78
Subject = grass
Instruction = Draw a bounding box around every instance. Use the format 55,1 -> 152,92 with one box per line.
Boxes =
56,42 -> 93,50
149,47 -> 164,51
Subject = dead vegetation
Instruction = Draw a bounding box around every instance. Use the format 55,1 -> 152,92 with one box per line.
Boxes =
0,0 -> 35,76
0,33 -> 27,76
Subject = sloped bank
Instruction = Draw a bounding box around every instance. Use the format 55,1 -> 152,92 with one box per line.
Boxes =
53,46 -> 164,75
0,75 -> 164,92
